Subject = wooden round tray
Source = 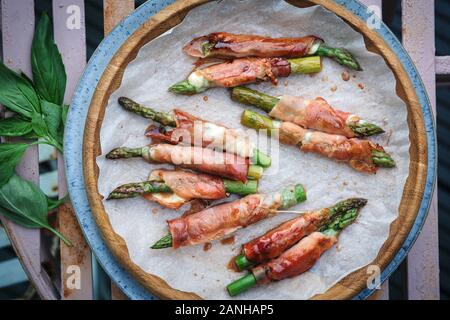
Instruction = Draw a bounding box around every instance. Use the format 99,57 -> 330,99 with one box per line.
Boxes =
81,0 -> 434,299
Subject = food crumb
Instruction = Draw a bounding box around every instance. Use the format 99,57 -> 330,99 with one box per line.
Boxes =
336,243 -> 342,252
358,83 -> 365,90
330,85 -> 337,92
193,272 -> 197,277
322,75 -> 328,82
220,235 -> 236,245
284,80 -> 289,87
203,95 -> 208,102
343,181 -> 348,186
352,74 -> 357,78
341,71 -> 350,81
203,242 -> 212,251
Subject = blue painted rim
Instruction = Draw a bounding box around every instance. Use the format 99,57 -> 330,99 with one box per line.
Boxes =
65,0 -> 437,300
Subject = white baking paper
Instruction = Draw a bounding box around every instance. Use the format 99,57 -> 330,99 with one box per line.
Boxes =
95,0 -> 410,299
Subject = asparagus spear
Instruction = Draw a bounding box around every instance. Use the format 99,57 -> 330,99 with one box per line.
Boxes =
227,200 -> 364,296
151,184 -> 307,249
105,145 -> 265,180
231,87 -> 384,137
314,44 -> 362,71
240,110 -> 395,168
234,198 -> 368,271
107,179 -> 258,200
117,97 -> 271,168
169,56 -> 322,95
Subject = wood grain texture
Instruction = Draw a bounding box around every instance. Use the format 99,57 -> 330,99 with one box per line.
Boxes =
402,0 -> 439,300
104,0 -> 135,35
103,0 -> 135,300
83,0 -> 430,299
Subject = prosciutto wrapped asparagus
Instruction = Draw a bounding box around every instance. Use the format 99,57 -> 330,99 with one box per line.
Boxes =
227,200 -> 364,296
118,97 -> 271,167
107,169 -> 258,209
241,110 -> 395,174
183,32 -> 361,70
231,87 -> 384,138
106,143 -> 264,182
151,184 -> 307,249
169,56 -> 321,94
233,198 -> 367,270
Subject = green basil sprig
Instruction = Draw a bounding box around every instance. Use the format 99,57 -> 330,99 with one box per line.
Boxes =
0,175 -> 70,245
0,13 -> 70,244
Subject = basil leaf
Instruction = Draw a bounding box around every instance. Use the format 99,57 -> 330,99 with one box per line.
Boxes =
31,111 -> 48,137
41,100 -> 63,144
31,13 -> 66,106
61,104 -> 69,126
0,62 -> 41,118
47,194 -> 68,211
0,143 -> 29,186
0,174 -> 71,245
0,116 -> 33,137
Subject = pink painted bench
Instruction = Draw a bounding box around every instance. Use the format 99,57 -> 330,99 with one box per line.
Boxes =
0,0 -> 444,299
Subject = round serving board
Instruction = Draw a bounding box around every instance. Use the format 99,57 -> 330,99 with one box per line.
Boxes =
66,0 -> 436,300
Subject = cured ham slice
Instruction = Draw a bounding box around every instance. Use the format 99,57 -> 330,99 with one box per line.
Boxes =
143,144 -> 249,182
183,32 -> 321,59
145,109 -> 254,158
269,95 -> 359,138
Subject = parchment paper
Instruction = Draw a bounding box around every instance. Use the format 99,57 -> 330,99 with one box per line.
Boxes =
95,0 -> 410,299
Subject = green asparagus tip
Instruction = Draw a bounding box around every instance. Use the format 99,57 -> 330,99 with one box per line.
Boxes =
247,164 -> 264,180
107,181 -> 173,200
372,150 -> 396,168
234,254 -> 254,271
227,273 -> 257,297
280,184 -> 307,209
105,147 -> 143,159
331,198 -> 368,215
168,80 -> 200,95
253,149 -> 272,168
349,121 -> 385,137
151,234 -> 173,249
316,44 -> 362,71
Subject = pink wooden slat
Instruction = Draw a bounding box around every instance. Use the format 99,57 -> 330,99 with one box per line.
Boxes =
358,0 -> 389,300
0,0 -> 58,300
103,0 -> 135,300
436,56 -> 450,75
402,0 -> 440,300
52,0 -> 93,300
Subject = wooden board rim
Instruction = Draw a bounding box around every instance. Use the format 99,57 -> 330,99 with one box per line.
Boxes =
79,0 -> 435,300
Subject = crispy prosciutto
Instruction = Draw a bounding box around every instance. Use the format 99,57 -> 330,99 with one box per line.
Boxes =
234,198 -> 367,270
183,32 -> 322,59
151,184 -> 307,249
142,170 -> 226,209
107,169 -> 259,209
169,56 -> 321,94
106,144 -> 251,182
145,144 -> 249,182
231,87 -> 385,138
145,109 -> 254,159
227,199 -> 365,296
242,208 -> 331,265
182,32 -> 362,71
254,232 -> 337,283
241,110 -> 395,174
269,96 -> 360,138
118,97 -> 271,167
190,57 -> 291,87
